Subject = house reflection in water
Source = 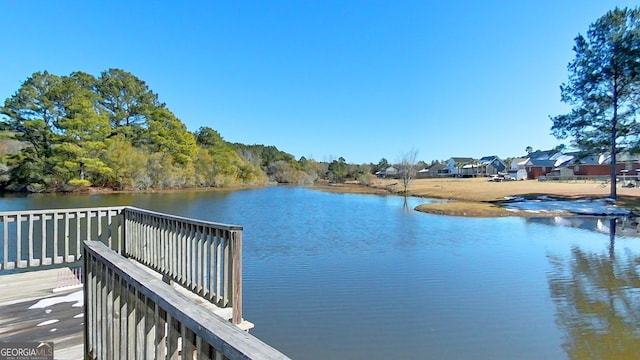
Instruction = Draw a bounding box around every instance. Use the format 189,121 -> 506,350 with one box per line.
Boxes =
527,216 -> 640,238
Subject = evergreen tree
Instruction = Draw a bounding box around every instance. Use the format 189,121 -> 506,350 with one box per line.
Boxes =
551,7 -> 640,199
53,72 -> 112,184
96,68 -> 162,140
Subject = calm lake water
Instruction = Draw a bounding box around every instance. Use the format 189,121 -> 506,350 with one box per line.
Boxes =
2,186 -> 640,359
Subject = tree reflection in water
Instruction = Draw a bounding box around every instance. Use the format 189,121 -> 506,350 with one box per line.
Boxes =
547,219 -> 640,359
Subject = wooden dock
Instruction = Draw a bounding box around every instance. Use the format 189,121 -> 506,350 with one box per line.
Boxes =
0,267 -> 84,360
0,206 -> 290,359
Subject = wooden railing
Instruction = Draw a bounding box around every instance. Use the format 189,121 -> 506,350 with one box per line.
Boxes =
0,206 -> 243,323
123,207 -> 243,323
0,207 -> 125,270
84,241 -> 289,360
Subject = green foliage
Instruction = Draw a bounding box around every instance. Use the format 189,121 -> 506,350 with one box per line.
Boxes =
196,127 -> 225,148
551,7 -> 640,199
370,158 -> 389,174
327,157 -> 349,181
97,68 -> 161,132
231,143 -> 295,169
0,68 -> 362,191
1,71 -> 61,158
144,108 -> 197,165
68,178 -> 91,187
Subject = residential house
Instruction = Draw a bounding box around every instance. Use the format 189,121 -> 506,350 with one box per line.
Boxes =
417,163 -> 447,178
478,155 -> 507,175
376,166 -> 400,178
567,152 -> 640,177
508,157 -> 529,180
509,158 -> 528,171
525,159 -> 557,179
460,163 -> 480,177
416,168 -> 429,178
524,150 -> 569,179
445,157 -> 475,176
527,150 -> 563,161
525,150 -> 640,179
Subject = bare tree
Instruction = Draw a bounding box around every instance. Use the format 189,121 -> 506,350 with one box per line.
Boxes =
397,148 -> 419,194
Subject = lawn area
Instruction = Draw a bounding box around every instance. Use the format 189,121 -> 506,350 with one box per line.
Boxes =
365,177 -> 640,217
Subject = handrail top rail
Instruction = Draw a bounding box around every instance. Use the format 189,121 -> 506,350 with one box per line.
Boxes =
125,206 -> 243,231
0,205 -> 242,231
84,241 -> 287,359
0,206 -> 127,217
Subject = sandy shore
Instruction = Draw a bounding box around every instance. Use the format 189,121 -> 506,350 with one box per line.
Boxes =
316,178 -> 640,217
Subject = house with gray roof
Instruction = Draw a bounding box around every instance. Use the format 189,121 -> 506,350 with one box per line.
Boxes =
478,155 -> 507,175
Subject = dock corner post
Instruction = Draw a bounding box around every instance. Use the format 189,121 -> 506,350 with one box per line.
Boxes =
231,230 -> 243,325
83,241 -> 91,360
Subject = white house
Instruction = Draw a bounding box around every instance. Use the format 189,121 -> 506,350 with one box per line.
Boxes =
445,157 -> 475,176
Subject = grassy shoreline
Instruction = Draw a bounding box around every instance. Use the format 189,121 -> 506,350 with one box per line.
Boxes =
314,178 -> 640,217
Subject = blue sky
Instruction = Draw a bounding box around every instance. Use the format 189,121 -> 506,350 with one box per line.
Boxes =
1,1 -> 637,164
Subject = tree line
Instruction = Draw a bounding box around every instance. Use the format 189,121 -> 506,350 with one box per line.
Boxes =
0,69 -> 377,192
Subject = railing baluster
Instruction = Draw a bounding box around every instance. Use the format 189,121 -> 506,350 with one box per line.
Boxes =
155,307 -> 167,359
197,226 -> 204,295
28,214 -> 35,266
112,271 -> 121,359
41,213 -> 49,266
85,254 -> 94,356
53,212 -> 60,264
105,267 -> 114,360
2,215 -> 9,270
196,335 -> 210,359
15,214 -> 21,268
136,289 -> 145,360
168,219 -> 174,279
97,210 -> 103,245
223,231 -> 231,307
215,229 -> 222,304
160,217 -> 167,274
188,223 -> 194,290
167,313 -> 179,360
210,229 -> 217,303
182,324 -> 195,360
180,221 -> 186,283
95,256 -> 103,359
145,297 -> 156,360
78,211 -> 83,260
127,283 -> 136,357
119,277 -> 128,360
64,212 -> 71,263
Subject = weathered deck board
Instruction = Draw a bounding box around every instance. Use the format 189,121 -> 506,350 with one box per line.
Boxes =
0,268 -> 83,360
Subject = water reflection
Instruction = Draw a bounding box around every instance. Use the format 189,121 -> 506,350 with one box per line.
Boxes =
528,216 -> 640,238
547,243 -> 640,359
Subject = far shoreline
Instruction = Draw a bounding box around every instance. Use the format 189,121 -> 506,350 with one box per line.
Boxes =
7,177 -> 640,218
312,178 -> 640,218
